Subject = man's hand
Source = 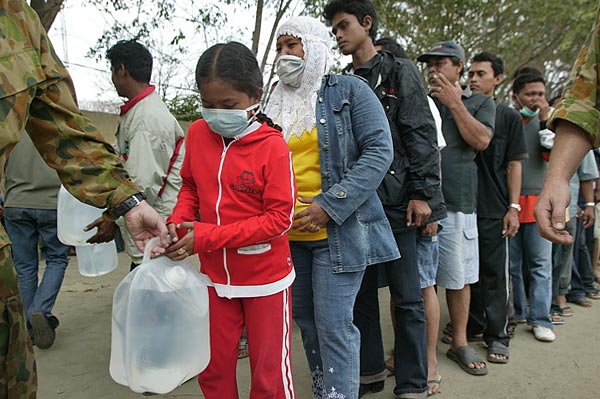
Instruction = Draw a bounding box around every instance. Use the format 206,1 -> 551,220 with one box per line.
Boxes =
579,205 -> 595,229
419,222 -> 438,237
430,73 -> 463,108
407,199 -> 431,227
293,197 -> 331,233
502,208 -> 520,238
123,201 -> 169,254
537,96 -> 550,121
534,178 -> 573,244
85,217 -> 116,244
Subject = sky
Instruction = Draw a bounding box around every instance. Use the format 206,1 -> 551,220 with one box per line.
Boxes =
46,1 -> 348,112
46,1 -> 289,111
48,2 -> 118,110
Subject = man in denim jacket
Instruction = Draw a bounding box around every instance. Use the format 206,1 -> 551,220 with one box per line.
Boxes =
325,1 -> 444,397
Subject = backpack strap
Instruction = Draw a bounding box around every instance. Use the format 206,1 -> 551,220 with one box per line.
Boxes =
157,136 -> 184,198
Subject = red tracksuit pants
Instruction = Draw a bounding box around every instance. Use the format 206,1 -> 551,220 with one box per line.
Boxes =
198,286 -> 295,399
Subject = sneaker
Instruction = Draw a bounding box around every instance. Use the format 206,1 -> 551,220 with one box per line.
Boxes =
532,326 -> 555,342
29,311 -> 56,349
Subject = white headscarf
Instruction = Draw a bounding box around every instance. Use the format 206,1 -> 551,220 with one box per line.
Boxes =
265,16 -> 334,142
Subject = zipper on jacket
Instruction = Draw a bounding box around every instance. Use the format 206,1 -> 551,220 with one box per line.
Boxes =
217,139 -> 232,297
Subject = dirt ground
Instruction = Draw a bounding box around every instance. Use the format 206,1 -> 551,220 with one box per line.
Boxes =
36,252 -> 599,399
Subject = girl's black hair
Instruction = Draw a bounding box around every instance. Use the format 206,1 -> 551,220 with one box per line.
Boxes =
195,42 -> 281,131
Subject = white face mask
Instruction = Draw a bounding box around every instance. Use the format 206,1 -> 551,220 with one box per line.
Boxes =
275,55 -> 305,88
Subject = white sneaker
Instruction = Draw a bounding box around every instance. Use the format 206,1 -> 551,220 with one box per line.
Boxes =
533,326 -> 556,342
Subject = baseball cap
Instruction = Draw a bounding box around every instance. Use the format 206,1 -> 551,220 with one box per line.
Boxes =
417,41 -> 465,63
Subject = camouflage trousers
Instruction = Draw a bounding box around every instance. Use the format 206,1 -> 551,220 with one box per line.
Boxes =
0,244 -> 37,399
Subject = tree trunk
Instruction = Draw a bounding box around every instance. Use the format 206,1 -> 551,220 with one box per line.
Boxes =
30,0 -> 64,31
252,0 -> 264,56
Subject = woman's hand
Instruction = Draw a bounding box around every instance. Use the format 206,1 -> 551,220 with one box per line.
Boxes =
165,221 -> 195,260
293,197 -> 331,233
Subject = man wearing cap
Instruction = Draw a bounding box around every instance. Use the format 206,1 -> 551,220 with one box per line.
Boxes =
325,0 -> 443,397
418,41 -> 495,376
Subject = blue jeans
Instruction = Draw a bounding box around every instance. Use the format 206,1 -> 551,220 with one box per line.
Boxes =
509,222 -> 553,329
4,207 -> 69,330
567,219 -> 597,301
290,240 -> 365,399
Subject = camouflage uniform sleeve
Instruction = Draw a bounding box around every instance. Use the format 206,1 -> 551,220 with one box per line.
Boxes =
548,4 -> 600,148
1,0 -> 139,220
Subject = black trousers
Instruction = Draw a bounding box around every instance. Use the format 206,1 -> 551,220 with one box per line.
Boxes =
354,228 -> 428,395
468,217 -> 510,347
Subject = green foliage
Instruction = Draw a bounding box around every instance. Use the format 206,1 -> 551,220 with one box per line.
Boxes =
166,93 -> 202,122
306,0 -> 598,101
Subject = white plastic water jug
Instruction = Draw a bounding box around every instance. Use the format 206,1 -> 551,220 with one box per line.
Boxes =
57,186 -> 119,276
57,186 -> 104,245
75,241 -> 119,277
110,237 -> 210,394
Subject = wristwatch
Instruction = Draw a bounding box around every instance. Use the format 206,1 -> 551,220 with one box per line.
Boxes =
508,203 -> 521,212
584,202 -> 596,207
113,192 -> 147,218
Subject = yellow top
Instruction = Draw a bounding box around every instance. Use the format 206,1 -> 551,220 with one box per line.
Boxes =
288,127 -> 328,241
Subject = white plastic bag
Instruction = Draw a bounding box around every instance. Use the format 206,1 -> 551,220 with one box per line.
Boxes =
109,238 -> 210,394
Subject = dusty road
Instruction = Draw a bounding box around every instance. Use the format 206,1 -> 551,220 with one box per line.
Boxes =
37,253 -> 599,398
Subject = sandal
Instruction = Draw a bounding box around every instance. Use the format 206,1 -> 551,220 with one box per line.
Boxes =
486,341 -> 509,364
570,297 -> 593,307
427,375 -> 442,396
446,346 -> 488,376
441,322 -> 483,344
550,312 -> 565,325
586,291 -> 600,300
506,323 -> 517,337
237,337 -> 249,359
560,306 -> 573,317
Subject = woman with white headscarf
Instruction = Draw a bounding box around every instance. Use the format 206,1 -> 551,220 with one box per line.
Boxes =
266,16 -> 399,399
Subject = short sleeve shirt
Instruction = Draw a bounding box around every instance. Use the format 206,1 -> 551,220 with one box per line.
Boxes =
476,104 -> 529,219
435,87 -> 496,213
568,150 -> 599,218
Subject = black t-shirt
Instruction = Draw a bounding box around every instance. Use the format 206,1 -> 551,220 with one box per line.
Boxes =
476,103 -> 529,219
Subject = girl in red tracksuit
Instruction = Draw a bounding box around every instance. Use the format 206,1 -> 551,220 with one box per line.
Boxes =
165,42 -> 296,399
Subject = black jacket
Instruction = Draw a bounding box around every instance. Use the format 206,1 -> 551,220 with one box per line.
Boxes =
347,51 -> 445,231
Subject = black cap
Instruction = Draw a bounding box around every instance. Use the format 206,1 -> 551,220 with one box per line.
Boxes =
417,41 -> 465,63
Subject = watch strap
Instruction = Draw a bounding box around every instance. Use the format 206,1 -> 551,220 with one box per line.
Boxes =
113,192 -> 147,218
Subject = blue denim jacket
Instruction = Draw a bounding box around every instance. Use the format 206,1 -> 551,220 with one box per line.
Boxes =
314,74 -> 400,272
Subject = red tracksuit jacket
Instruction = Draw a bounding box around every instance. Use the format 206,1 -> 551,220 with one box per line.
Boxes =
168,120 -> 296,299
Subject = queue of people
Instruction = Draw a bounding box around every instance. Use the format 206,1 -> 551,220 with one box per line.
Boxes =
2,0 -> 600,398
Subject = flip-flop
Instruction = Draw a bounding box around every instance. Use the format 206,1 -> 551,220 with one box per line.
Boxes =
427,375 -> 442,396
446,346 -> 488,376
237,338 -> 249,359
550,312 -> 566,325
560,306 -> 574,317
486,342 -> 509,364
570,297 -> 593,307
586,291 -> 600,300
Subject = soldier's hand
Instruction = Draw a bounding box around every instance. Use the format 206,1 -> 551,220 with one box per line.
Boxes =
124,201 -> 169,255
